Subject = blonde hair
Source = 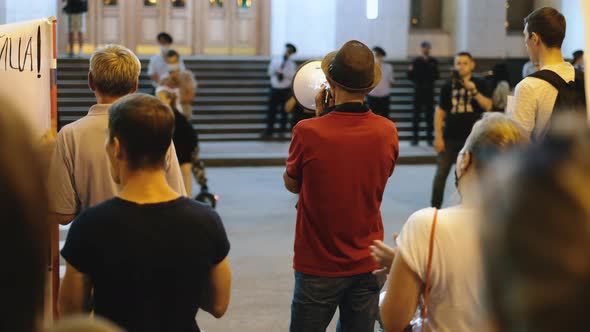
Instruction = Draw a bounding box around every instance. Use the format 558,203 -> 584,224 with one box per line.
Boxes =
89,44 -> 141,97
463,113 -> 530,169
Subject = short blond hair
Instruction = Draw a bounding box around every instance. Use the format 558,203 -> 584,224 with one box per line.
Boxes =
89,44 -> 141,97
463,113 -> 530,169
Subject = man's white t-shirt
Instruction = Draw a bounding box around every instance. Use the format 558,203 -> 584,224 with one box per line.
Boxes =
397,206 -> 485,332
511,62 -> 575,137
147,53 -> 187,87
369,62 -> 394,97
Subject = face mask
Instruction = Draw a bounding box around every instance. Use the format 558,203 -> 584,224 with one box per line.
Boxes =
161,46 -> 169,54
168,63 -> 180,72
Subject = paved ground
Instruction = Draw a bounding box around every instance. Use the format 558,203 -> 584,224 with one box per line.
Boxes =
195,165 -> 458,331
58,164 -> 457,331
199,141 -> 437,166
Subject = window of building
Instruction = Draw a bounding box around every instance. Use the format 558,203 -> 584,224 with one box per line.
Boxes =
410,0 -> 442,30
172,0 -> 186,8
506,0 -> 534,33
210,0 -> 223,8
237,0 -> 252,9
366,0 -> 378,20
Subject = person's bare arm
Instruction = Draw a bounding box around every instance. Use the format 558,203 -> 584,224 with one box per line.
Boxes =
59,262 -> 92,316
180,163 -> 193,197
473,91 -> 493,112
150,74 -> 160,85
284,97 -> 297,113
465,80 -> 493,111
283,172 -> 301,194
380,254 -> 423,332
434,107 -> 446,153
370,232 -> 399,276
181,86 -> 195,104
200,257 -> 231,318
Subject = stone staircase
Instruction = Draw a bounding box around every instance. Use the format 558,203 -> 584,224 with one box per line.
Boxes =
57,56 -> 453,141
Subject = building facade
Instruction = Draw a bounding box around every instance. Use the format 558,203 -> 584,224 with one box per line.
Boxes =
0,0 -> 584,59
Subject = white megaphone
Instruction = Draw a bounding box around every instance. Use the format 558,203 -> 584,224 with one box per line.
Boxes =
292,60 -> 330,113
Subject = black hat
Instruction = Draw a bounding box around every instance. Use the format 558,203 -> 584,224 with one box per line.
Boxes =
285,43 -> 297,54
157,32 -> 173,44
321,40 -> 381,91
372,46 -> 386,57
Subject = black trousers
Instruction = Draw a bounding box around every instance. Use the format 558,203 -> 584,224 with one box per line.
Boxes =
431,139 -> 464,208
366,95 -> 390,119
265,88 -> 291,135
291,108 -> 315,130
413,87 -> 435,142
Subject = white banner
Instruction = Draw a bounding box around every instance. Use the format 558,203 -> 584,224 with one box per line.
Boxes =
0,17 -> 55,136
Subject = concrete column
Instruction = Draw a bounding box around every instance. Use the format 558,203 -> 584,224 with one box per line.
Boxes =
453,0 -> 507,58
3,0 -> 57,24
560,0 -> 585,58
0,0 -> 7,25
270,0 -> 337,58
335,0 -> 411,59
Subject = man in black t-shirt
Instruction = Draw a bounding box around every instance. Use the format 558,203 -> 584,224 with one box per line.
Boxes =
431,52 -> 492,208
59,94 -> 231,332
408,41 -> 439,145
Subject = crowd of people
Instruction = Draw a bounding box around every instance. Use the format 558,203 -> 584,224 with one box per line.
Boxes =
2,4 -> 589,332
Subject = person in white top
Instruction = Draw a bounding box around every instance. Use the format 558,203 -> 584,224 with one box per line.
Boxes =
262,43 -> 297,138
372,113 -> 529,332
572,50 -> 584,72
511,7 -> 574,137
147,32 -> 186,89
367,46 -> 394,119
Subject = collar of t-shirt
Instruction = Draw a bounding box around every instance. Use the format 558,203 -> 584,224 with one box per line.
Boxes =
87,104 -> 111,116
324,102 -> 369,115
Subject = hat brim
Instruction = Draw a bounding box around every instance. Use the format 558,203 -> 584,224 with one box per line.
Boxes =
321,51 -> 382,92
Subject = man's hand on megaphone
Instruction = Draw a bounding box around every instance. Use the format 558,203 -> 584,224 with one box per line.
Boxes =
314,85 -> 334,117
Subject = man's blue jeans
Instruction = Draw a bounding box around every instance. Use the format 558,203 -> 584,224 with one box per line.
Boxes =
290,271 -> 383,332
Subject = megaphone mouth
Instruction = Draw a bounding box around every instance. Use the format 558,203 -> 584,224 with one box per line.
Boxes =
292,60 -> 327,112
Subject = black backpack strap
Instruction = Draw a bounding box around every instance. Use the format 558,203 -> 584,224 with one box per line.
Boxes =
574,69 -> 585,90
528,69 -> 569,90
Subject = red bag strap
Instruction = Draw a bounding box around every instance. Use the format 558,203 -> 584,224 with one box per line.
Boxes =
421,208 -> 438,320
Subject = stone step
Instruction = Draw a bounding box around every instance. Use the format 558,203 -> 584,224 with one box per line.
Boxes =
57,86 -> 441,98
56,56 -> 453,142
193,122 -> 427,134
197,131 -> 433,142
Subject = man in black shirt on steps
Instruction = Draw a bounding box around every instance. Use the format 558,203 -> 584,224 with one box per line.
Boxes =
408,41 -> 439,145
59,94 -> 231,332
431,52 -> 492,208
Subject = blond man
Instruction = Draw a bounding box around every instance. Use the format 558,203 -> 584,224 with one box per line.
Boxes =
48,45 -> 186,226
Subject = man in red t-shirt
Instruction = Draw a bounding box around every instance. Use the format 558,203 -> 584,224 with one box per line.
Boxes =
284,40 -> 399,332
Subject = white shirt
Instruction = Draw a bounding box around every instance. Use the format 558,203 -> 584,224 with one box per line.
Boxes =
267,55 -> 296,89
147,53 -> 186,87
369,61 -> 394,97
397,206 -> 485,332
48,104 -> 187,215
511,62 -> 575,137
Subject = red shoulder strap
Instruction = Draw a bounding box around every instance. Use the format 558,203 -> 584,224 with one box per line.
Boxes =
421,208 -> 438,320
